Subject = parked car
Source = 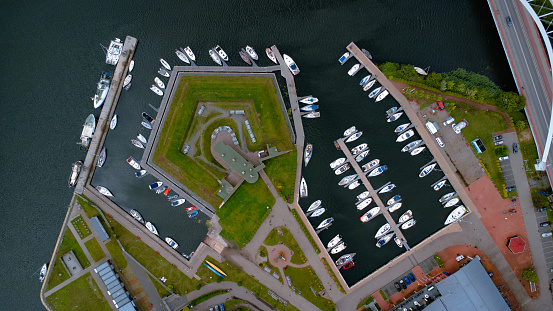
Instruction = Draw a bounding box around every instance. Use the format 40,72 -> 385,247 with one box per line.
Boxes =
494,140 -> 504,146
394,282 -> 401,292
506,186 -> 516,192
494,135 -> 503,141
488,272 -> 494,277
404,276 -> 411,285
542,232 -> 552,238
443,117 -> 454,126
539,221 -> 551,227
399,279 -> 407,289
537,207 -> 547,212
436,137 -> 445,147
220,304 -> 225,311
513,143 -> 518,153
408,273 -> 416,282
507,16 -> 513,27
499,156 -> 509,161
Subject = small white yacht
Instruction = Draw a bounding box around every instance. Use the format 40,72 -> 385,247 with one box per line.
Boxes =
283,54 -> 300,75
445,206 -> 467,225
184,46 -> 196,61
338,52 -> 350,65
160,58 -> 171,70
347,64 -> 361,76
214,45 -> 229,61
396,129 -> 414,142
245,45 -> 258,60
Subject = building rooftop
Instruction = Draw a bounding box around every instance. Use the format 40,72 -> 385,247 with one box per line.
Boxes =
213,141 -> 263,183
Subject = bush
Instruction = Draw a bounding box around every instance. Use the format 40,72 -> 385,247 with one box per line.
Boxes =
521,269 -> 539,283
259,250 -> 266,258
494,146 -> 509,157
196,284 -> 202,290
167,284 -> 174,291
433,255 -> 444,268
217,277 -> 223,283
237,281 -> 243,287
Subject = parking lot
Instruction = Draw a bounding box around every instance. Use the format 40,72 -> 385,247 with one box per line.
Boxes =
381,270 -> 418,299
496,132 -> 517,191
535,209 -> 553,279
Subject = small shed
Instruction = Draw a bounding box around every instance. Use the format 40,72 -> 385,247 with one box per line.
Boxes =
507,236 -> 526,254
90,216 -> 109,242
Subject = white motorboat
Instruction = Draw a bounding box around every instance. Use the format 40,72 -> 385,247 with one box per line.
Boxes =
327,234 -> 342,249
356,198 -> 373,210
330,242 -> 346,254
410,146 -> 426,156
401,219 -> 417,230
110,115 -> 117,130
316,217 -> 334,230
375,89 -> 389,102
414,66 -> 428,75
334,163 -> 351,175
394,236 -> 403,248
92,72 -> 112,109
175,49 -> 190,63
375,223 -> 391,239
135,169 -> 149,178
351,143 -> 368,155
129,60 -> 135,72
419,163 -> 437,178
345,131 -> 362,143
368,165 -> 387,177
266,48 -> 278,64
355,150 -> 370,162
310,208 -> 325,217
388,202 -> 402,212
348,180 -> 361,190
368,87 -> 382,98
160,58 -> 171,70
154,77 -> 166,89
300,177 -> 308,197
165,237 -> 179,249
396,129 -> 414,142
158,68 -> 170,77
347,64 -> 361,76
137,134 -> 147,144
131,139 -> 144,149
445,205 -> 467,225
304,143 -> 313,166
123,74 -> 132,89
339,174 -> 357,186
356,191 -> 370,202
130,209 -> 145,224
184,46 -> 196,61
127,156 -> 141,170
443,197 -> 460,208
149,181 -> 163,190
394,123 -> 410,133
209,49 -> 222,65
387,112 -> 403,122
359,75 -> 371,85
105,38 -> 123,65
376,232 -> 395,248
145,221 -> 159,236
386,107 -> 398,116
68,161 -> 82,187
379,183 -> 395,193
303,111 -> 320,118
214,45 -> 229,61
245,45 -> 258,60
39,264 -> 47,282
300,104 -> 318,112
398,210 -> 413,224
433,180 -> 447,191
387,195 -> 401,205
338,52 -> 350,65
283,54 -> 300,75
300,96 -> 319,104
306,200 -> 322,213
360,206 -> 380,222
142,121 -> 152,129
97,148 -> 106,167
401,140 -> 423,152
335,253 -> 356,267
96,185 -> 113,197
439,192 -> 456,203
330,157 -> 346,169
362,159 -> 380,172
151,85 -> 164,96
363,79 -> 376,92
343,126 -> 357,138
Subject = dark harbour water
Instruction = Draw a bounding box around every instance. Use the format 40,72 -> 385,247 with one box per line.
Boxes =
0,0 -> 515,309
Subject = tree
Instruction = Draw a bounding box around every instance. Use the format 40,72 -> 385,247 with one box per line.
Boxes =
379,62 -> 399,77
495,91 -> 526,112
514,120 -> 529,130
425,72 -> 443,89
494,145 -> 509,157
454,82 -> 466,94
446,80 -> 455,91
398,64 -> 418,80
521,269 -> 539,283
440,80 -> 447,91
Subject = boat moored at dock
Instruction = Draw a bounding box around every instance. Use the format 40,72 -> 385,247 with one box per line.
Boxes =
343,126 -> 357,138
150,85 -> 164,96
401,219 -> 417,230
130,209 -> 145,224
266,48 -> 278,64
359,75 -> 371,85
355,150 -> 369,162
394,123 -> 410,133
239,50 -> 252,65
375,89 -> 389,102
419,163 -> 436,178
283,54 -> 300,75
79,114 -> 96,150
145,221 -> 159,235
165,237 -> 179,249
368,165 -> 387,177
304,143 -> 313,166
184,47 -> 196,61
127,156 -> 141,170
368,87 -> 382,98
375,223 -> 391,239
316,217 -> 334,230
351,143 -> 368,155
388,202 -> 402,212
410,146 -> 426,156
444,206 -> 467,224
96,185 -> 113,197
362,159 -> 380,172
331,242 -> 346,254
433,180 -> 446,191
300,104 -> 318,112
132,139 -> 144,149
363,79 -> 376,91
401,140 -> 423,152
376,232 -> 395,248
209,49 -> 222,65
39,264 -> 47,282
300,177 -> 308,197
160,58 -> 171,70
149,181 -> 163,190
310,207 -> 325,217
306,200 -> 322,214
110,115 -> 118,129
175,49 -> 190,63
379,183 -> 395,193
338,52 -> 350,65
334,163 -> 351,175
347,63 -> 361,76
171,199 -> 185,207
245,45 -> 258,60
300,96 -> 318,104
154,77 -> 165,89
398,210 -> 413,224
92,72 -> 112,109
396,129 -> 414,142
443,197 -> 460,208
360,206 -> 380,222
356,198 -> 373,210
97,148 -> 106,167
387,112 -> 403,122
214,45 -> 229,61
345,131 -> 363,143
105,38 -> 123,65
68,161 -> 82,187
387,195 -> 401,205
335,253 -> 356,267
330,157 -> 346,169
439,192 -> 456,203
327,234 -> 342,249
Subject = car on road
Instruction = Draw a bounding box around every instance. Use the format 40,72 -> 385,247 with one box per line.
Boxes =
537,207 -> 547,212
542,232 -> 552,238
498,156 -> 509,161
494,135 -> 503,141
436,137 -> 445,147
507,16 -> 513,27
488,272 -> 494,277
399,279 -> 407,289
494,140 -> 504,146
394,282 -> 401,292
408,273 -> 416,282
443,117 -> 454,126
513,143 -> 518,153
539,221 -> 551,227
220,304 -> 225,311
404,276 -> 411,285
506,186 -> 516,192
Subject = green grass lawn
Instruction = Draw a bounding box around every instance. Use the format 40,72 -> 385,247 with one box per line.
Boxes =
264,228 -> 306,265
283,266 -> 335,311
448,102 -> 508,195
196,256 -> 299,311
149,274 -> 172,298
106,216 -> 202,295
71,216 -> 92,239
58,229 -> 90,269
263,150 -> 297,203
356,295 -> 376,310
189,289 -> 230,307
45,259 -> 70,291
84,238 -> 105,262
105,240 -> 128,270
291,209 -> 321,254
218,179 -> 274,247
76,196 -> 102,219
153,75 -> 293,208
46,272 -> 111,311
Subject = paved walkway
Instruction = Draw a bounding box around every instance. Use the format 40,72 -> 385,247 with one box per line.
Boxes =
123,252 -> 166,311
